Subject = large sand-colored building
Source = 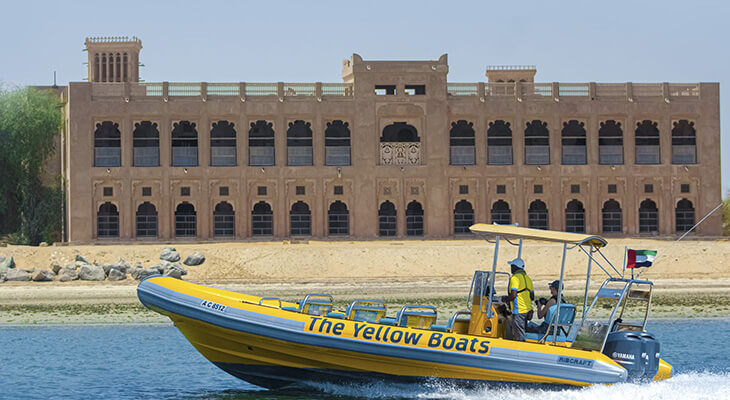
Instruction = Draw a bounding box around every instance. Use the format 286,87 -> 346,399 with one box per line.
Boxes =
59,36 -> 721,242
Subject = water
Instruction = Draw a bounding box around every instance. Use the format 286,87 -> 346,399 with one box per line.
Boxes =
0,319 -> 728,400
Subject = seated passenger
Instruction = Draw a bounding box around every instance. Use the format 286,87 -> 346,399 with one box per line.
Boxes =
526,280 -> 564,335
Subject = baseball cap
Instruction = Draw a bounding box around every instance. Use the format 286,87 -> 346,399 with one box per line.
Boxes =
549,280 -> 562,290
507,258 -> 525,269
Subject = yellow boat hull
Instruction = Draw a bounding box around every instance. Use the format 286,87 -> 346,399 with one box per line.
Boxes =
138,276 -> 672,388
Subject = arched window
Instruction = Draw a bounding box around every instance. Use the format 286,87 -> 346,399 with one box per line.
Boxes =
214,202 -> 235,237
449,120 -> 475,165
123,53 -> 128,82
491,200 -> 511,225
287,120 -> 313,166
290,201 -> 311,236
171,121 -> 198,166
381,122 -> 420,142
252,201 -> 273,236
249,120 -> 275,166
93,53 -> 100,82
602,199 -> 622,233
378,201 -> 397,237
406,201 -> 424,236
565,200 -> 585,233
97,202 -> 119,238
115,53 -> 121,82
454,200 -> 474,234
94,121 -> 121,167
133,121 -> 160,166
325,120 -> 351,166
562,120 -> 587,165
175,202 -> 197,237
524,120 -> 550,165
671,120 -> 697,164
528,200 -> 548,230
599,120 -> 624,165
635,120 -> 660,164
210,121 -> 237,166
639,199 -> 658,233
101,53 -> 107,82
136,202 -> 157,238
675,199 -> 695,233
487,120 -> 513,165
328,201 -> 349,236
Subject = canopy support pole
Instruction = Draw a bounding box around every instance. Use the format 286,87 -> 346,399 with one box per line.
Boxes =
486,235 -> 500,318
581,246 -> 593,327
517,238 -> 523,259
553,242 -> 567,344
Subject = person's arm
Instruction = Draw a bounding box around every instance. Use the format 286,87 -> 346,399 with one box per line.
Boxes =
538,298 -> 556,319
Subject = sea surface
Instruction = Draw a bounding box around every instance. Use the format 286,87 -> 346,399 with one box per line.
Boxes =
0,319 -> 728,400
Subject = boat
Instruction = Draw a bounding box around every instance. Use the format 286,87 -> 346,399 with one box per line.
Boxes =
137,224 -> 673,388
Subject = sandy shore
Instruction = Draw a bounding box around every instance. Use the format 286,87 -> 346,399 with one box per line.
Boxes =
2,238 -> 730,324
3,238 -> 730,282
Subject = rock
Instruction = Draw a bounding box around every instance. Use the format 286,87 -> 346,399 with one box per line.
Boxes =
101,264 -> 114,276
160,247 -> 180,262
164,269 -> 182,279
31,270 -> 54,282
78,264 -> 105,281
50,262 -> 63,274
5,268 -> 30,281
114,258 -> 130,273
39,242 -> 49,247
58,267 -> 79,282
0,257 -> 16,276
75,254 -> 90,264
183,252 -> 205,266
0,242 -> 6,247
107,268 -> 127,281
137,268 -> 160,280
130,263 -> 144,280
155,260 -> 187,276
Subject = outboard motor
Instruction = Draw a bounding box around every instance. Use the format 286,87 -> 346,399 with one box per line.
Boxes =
602,331 -> 660,380
639,332 -> 661,378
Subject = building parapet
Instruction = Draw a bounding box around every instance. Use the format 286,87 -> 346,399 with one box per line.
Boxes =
87,81 -> 700,101
89,82 -> 355,100
486,65 -> 536,71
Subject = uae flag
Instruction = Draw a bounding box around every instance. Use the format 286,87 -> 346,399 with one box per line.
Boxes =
626,249 -> 657,269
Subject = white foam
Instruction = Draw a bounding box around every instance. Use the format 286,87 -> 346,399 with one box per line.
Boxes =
306,372 -> 730,400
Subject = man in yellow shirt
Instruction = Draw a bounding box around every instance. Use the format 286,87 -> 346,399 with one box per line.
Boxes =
501,258 -> 534,341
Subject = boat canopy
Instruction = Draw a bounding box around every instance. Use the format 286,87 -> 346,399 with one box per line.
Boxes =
469,224 -> 607,248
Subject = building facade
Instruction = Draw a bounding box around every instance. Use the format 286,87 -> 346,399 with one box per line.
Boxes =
61,36 -> 722,242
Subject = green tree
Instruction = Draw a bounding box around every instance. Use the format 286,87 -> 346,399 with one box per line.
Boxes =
723,195 -> 730,236
0,85 -> 63,244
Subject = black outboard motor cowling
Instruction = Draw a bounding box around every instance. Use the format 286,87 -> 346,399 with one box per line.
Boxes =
602,331 -> 660,380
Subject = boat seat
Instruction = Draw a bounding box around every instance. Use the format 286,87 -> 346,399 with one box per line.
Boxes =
525,332 -> 571,342
281,293 -> 334,316
379,305 -> 437,329
529,303 -> 576,343
431,311 -> 471,333
345,300 -> 387,323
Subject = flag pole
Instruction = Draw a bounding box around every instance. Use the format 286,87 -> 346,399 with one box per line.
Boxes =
621,246 -> 627,279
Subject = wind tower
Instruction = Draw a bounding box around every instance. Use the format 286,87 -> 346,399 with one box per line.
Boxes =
85,36 -> 142,82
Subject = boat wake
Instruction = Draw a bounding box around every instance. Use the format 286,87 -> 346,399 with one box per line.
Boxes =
304,371 -> 730,400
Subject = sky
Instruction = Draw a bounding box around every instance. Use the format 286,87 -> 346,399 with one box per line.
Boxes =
1,0 -> 727,194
